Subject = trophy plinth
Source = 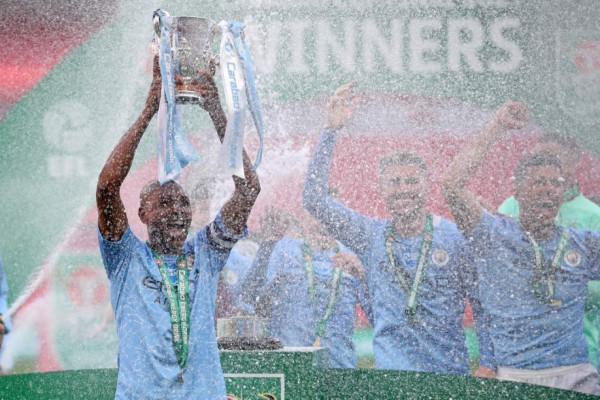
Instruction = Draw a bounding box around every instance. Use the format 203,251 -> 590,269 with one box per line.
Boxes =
216,316 -> 283,351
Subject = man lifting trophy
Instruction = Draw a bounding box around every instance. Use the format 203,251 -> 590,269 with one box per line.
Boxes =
95,9 -> 263,399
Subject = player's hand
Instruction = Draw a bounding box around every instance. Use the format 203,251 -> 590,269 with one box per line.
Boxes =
326,81 -> 358,130
259,206 -> 290,242
473,366 -> 496,379
176,69 -> 220,112
332,252 -> 365,280
493,101 -> 530,131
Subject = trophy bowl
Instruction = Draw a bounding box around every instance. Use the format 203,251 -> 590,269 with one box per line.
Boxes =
216,316 -> 283,351
153,13 -> 218,104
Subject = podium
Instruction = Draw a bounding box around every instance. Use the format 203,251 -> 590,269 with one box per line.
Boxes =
0,348 -> 596,399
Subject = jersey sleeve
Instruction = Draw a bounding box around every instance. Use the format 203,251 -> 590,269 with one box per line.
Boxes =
264,240 -> 291,290
97,225 -> 138,281
582,229 -> 600,280
302,127 -> 376,255
237,239 -> 279,315
467,210 -> 504,245
186,212 -> 249,276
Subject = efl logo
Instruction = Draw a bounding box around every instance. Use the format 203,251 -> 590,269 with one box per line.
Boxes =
42,100 -> 93,178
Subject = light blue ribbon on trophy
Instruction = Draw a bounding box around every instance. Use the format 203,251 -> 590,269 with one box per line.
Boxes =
155,9 -> 200,184
218,20 -> 264,178
228,21 -> 264,170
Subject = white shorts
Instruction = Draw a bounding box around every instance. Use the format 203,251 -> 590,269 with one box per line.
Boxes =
497,363 -> 600,396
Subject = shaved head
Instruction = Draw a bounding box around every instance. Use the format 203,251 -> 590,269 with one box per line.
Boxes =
140,180 -> 188,208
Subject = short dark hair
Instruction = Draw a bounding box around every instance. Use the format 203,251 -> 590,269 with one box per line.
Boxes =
379,151 -> 428,175
538,131 -> 580,153
514,151 -> 563,186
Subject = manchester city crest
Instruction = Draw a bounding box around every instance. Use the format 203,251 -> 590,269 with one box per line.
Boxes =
564,250 -> 582,267
431,249 -> 450,266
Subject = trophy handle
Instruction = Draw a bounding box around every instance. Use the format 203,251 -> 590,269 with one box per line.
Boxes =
152,10 -> 171,36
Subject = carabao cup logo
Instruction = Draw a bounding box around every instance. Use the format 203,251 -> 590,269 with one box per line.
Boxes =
556,30 -> 600,125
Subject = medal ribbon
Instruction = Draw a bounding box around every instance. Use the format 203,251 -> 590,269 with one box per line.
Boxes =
150,248 -> 190,370
385,214 -> 433,320
154,9 -> 200,184
302,242 -> 342,344
525,229 -> 569,305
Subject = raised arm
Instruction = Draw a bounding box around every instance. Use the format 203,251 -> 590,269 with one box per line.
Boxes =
96,56 -> 161,241
199,72 -> 261,234
221,152 -> 261,234
442,102 -> 530,233
302,83 -> 373,252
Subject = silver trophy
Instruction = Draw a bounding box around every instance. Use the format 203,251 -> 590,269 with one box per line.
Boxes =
217,316 -> 268,338
153,11 -> 218,104
216,316 -> 283,350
